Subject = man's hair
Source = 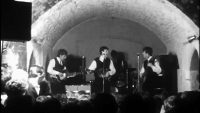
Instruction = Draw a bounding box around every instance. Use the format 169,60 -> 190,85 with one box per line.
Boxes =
163,95 -> 177,113
99,46 -> 109,54
29,65 -> 44,78
5,79 -> 28,96
143,46 -> 153,56
5,69 -> 29,97
57,49 -> 68,57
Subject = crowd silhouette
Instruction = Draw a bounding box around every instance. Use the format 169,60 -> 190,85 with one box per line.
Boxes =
1,68 -> 200,113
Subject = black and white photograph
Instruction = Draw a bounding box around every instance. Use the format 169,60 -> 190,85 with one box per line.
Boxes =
1,0 -> 199,113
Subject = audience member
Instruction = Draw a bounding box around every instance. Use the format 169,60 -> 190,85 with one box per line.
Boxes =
33,96 -> 61,113
78,100 -> 94,113
61,99 -> 80,113
4,69 -> 38,103
29,65 -> 51,96
91,93 -> 118,113
4,95 -> 34,113
1,63 -> 12,93
162,91 -> 200,113
119,93 -> 145,113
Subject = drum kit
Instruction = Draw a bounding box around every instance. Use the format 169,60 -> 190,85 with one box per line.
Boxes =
111,68 -> 137,94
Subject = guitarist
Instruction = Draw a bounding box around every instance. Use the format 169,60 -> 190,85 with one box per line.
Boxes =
139,47 -> 162,96
88,46 -> 116,94
47,49 -> 68,95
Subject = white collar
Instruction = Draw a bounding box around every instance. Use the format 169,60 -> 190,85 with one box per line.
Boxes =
99,55 -> 106,62
56,57 -> 62,64
147,56 -> 152,61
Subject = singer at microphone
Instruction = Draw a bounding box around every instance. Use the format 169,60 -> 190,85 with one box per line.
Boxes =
87,46 -> 116,94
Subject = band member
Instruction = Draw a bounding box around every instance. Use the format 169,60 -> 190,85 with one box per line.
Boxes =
47,49 -> 67,95
88,46 -> 116,94
139,46 -> 162,95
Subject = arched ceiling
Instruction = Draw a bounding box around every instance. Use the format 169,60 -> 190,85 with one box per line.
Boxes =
54,17 -> 166,54
58,17 -> 165,45
32,0 -> 199,53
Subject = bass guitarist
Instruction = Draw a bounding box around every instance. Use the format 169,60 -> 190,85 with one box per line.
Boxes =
88,46 -> 116,94
47,49 -> 68,95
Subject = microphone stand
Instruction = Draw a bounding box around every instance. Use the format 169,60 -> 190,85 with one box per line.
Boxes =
102,57 -> 105,93
81,56 -> 86,84
126,69 -> 129,89
137,53 -> 141,93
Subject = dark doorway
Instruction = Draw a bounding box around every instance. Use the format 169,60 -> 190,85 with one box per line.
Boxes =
158,53 -> 179,94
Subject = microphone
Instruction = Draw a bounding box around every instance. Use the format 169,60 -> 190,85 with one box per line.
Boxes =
137,53 -> 141,56
82,56 -> 85,59
82,56 -> 85,65
81,56 -> 86,69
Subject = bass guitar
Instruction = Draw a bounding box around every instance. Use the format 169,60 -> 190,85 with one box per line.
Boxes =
86,68 -> 111,80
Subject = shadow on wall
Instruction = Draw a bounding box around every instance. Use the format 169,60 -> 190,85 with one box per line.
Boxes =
111,50 -> 128,73
65,54 -> 83,72
64,54 -> 85,85
110,50 -> 128,86
44,54 -> 83,74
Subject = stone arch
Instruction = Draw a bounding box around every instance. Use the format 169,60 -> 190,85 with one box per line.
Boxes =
189,49 -> 199,90
31,0 -> 199,91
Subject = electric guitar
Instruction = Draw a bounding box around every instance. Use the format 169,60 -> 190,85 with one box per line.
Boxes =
86,68 -> 111,80
50,71 -> 82,82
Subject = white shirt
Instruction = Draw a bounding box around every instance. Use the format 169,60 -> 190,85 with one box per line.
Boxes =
88,56 -> 116,76
140,56 -> 162,77
47,57 -> 66,75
